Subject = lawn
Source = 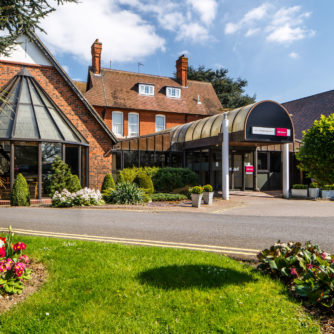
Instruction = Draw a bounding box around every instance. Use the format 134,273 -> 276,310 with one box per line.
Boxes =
0,235 -> 320,334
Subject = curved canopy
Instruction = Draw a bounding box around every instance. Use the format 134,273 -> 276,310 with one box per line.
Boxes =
0,68 -> 87,144
171,101 -> 294,144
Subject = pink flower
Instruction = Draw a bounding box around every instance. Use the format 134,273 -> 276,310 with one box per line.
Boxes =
0,248 -> 5,258
321,253 -> 326,260
290,268 -> 297,275
14,262 -> 25,277
5,258 -> 13,270
19,254 -> 29,265
307,264 -> 313,269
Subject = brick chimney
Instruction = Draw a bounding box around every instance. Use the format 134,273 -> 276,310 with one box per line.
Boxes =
91,39 -> 102,74
176,54 -> 188,87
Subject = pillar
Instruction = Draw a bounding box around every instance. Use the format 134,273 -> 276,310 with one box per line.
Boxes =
283,143 -> 290,199
222,113 -> 229,200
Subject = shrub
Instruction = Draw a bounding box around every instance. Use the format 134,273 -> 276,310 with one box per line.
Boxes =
152,168 -> 198,192
203,184 -> 213,192
48,157 -> 73,196
68,175 -> 82,193
103,182 -> 144,205
10,174 -> 30,206
309,182 -> 319,188
117,168 -> 137,184
257,241 -> 334,307
134,172 -> 154,194
189,186 -> 203,194
292,184 -> 308,189
101,174 -> 115,192
52,188 -> 103,207
0,226 -> 32,294
322,184 -> 334,190
151,193 -> 187,201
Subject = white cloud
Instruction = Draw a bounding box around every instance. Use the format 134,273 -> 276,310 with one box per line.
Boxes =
177,22 -> 210,42
224,3 -> 314,45
186,0 -> 218,25
289,52 -> 299,59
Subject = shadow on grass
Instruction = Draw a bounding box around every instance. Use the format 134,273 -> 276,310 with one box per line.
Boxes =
137,264 -> 257,290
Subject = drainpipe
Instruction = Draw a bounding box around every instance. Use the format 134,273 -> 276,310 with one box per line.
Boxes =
222,113 -> 229,200
283,143 -> 290,199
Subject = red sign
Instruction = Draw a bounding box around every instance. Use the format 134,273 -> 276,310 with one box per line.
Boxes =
245,166 -> 254,174
276,128 -> 288,136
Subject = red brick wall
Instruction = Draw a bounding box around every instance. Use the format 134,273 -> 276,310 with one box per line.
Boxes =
95,106 -> 203,137
0,61 -> 114,190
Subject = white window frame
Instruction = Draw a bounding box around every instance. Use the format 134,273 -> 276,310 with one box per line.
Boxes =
166,87 -> 181,99
112,111 -> 123,137
155,114 -> 166,132
128,112 -> 139,138
139,84 -> 154,96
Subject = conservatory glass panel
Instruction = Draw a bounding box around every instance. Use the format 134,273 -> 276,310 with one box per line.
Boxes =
14,104 -> 39,139
34,106 -> 62,140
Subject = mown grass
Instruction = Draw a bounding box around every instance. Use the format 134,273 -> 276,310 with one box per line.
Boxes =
0,236 -> 320,333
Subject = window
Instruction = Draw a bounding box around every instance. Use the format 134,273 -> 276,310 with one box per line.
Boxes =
166,87 -> 181,99
258,152 -> 269,171
112,111 -> 123,137
128,113 -> 139,137
155,115 -> 165,132
139,84 -> 154,96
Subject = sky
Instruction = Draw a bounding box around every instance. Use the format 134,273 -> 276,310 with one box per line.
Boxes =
39,0 -> 334,103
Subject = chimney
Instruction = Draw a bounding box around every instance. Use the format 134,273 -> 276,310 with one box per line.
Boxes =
91,39 -> 102,74
176,54 -> 188,87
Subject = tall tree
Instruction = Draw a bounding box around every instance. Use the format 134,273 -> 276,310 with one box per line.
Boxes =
0,0 -> 77,55
187,65 -> 256,109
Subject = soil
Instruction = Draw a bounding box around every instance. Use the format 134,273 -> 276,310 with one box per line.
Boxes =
0,260 -> 47,313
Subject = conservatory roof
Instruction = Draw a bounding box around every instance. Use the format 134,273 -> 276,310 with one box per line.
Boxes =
0,68 -> 87,144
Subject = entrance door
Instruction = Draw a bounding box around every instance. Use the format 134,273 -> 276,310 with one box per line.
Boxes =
229,151 -> 254,190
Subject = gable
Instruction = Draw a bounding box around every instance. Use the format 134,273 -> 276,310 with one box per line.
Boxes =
0,35 -> 52,66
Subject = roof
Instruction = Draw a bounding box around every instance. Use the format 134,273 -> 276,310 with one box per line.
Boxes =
73,80 -> 87,95
282,89 -> 334,140
25,32 -> 117,144
84,68 -> 223,115
0,68 -> 87,144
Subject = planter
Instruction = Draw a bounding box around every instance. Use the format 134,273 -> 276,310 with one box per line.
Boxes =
203,192 -> 214,205
309,188 -> 320,199
321,190 -> 334,200
191,193 -> 203,208
291,189 -> 308,198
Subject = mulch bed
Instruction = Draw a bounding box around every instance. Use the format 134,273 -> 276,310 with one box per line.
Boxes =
0,260 -> 47,313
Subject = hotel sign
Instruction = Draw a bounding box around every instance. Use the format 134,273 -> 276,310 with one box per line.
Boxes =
252,127 -> 291,137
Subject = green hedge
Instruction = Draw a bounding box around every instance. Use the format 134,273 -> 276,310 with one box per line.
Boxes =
134,172 -> 154,194
292,184 -> 308,189
322,184 -> 334,190
101,174 -> 115,192
11,173 -> 30,206
151,193 -> 187,201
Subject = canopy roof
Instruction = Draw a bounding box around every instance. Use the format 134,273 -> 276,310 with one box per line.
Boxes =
0,68 -> 87,144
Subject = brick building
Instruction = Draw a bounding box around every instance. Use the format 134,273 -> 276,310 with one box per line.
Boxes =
75,40 -> 223,139
0,33 -> 117,199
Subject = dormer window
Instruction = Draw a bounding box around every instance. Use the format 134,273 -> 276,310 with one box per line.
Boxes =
139,84 -> 154,96
166,87 -> 181,99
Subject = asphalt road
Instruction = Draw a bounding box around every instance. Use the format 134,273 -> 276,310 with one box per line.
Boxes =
0,207 -> 333,254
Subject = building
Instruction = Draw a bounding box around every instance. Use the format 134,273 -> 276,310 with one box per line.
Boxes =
76,40 -> 222,139
0,33 -> 117,200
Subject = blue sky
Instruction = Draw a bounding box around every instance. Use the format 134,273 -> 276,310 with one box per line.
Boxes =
40,0 -> 334,103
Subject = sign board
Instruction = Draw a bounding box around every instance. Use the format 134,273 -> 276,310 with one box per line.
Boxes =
252,127 -> 291,137
245,165 -> 254,175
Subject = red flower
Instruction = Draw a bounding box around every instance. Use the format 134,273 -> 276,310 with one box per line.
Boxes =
0,248 -> 5,258
12,242 -> 27,252
0,237 -> 6,249
321,253 -> 327,260
307,264 -> 313,269
290,268 -> 297,275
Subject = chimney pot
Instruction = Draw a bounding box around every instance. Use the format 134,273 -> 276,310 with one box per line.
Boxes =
176,55 -> 188,87
91,39 -> 102,74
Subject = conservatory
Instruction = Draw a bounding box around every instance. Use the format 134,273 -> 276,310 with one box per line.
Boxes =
0,68 -> 88,200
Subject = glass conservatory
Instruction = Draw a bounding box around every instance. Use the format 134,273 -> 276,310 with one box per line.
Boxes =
0,68 -> 88,200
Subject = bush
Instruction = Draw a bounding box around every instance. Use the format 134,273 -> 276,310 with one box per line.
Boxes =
68,175 -> 82,193
189,186 -> 203,194
117,167 -> 159,184
257,241 -> 334,307
134,172 -> 154,194
292,184 -> 308,189
10,174 -> 30,206
52,188 -> 103,208
203,184 -> 213,192
152,168 -> 198,192
48,157 -> 73,196
309,182 -> 319,188
0,226 -> 32,294
151,193 -> 187,201
103,182 -> 144,205
322,185 -> 334,190
101,174 -> 115,192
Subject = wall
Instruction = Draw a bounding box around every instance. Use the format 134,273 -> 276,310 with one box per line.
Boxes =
0,61 -> 114,189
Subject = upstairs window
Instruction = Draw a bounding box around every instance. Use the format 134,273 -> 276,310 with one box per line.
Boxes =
139,84 -> 154,96
166,87 -> 181,99
112,111 -> 123,137
155,115 -> 165,132
128,113 -> 139,137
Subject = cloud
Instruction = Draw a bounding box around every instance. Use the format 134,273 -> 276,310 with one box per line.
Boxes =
224,3 -> 314,45
289,52 -> 299,59
186,0 -> 218,25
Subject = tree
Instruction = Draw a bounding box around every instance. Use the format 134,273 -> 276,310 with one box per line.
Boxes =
296,114 -> 334,186
101,174 -> 115,192
187,65 -> 256,109
0,0 -> 77,56
10,173 -> 30,206
48,157 -> 73,196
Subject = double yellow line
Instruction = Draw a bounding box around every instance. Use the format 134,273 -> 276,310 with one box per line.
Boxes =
0,227 -> 259,257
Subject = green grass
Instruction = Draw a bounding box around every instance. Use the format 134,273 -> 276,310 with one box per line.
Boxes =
0,236 -> 320,333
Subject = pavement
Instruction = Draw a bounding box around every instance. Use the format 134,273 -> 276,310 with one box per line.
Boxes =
0,191 -> 333,259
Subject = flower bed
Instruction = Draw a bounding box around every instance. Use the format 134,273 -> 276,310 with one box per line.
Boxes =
52,188 -> 103,207
150,193 -> 187,202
